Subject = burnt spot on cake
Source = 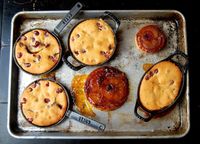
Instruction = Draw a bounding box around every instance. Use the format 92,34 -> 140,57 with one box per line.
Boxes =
34,30 -> 39,36
44,98 -> 50,103
24,63 -> 31,67
56,88 -> 63,94
17,52 -> 23,58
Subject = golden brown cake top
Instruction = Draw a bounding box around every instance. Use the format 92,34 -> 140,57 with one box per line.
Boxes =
20,79 -> 67,127
15,29 -> 61,74
69,19 -> 115,65
139,61 -> 182,111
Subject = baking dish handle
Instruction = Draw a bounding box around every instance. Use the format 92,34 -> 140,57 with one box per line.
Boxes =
54,2 -> 83,35
167,50 -> 189,73
102,11 -> 120,33
134,101 -> 153,122
62,51 -> 85,71
66,110 -> 106,131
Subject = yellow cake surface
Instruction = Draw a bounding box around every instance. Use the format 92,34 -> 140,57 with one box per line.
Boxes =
20,79 -> 67,126
15,29 -> 61,74
69,19 -> 115,65
139,61 -> 182,111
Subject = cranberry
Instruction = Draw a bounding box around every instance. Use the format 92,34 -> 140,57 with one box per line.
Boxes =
24,63 -> 31,67
21,36 -> 27,41
57,104 -> 63,109
31,37 -> 35,42
34,30 -> 39,36
74,51 -> 79,55
149,71 -> 153,77
19,42 -> 24,47
29,87 -> 33,92
27,118 -> 33,123
48,55 -> 57,63
96,22 -> 103,30
81,49 -> 86,53
56,88 -> 63,93
44,98 -> 50,103
44,31 -> 49,37
76,34 -> 80,38
145,75 -> 150,80
17,52 -> 23,58
46,82 -> 49,87
33,41 -> 40,48
154,69 -> 158,74
37,55 -> 41,61
45,43 -> 50,48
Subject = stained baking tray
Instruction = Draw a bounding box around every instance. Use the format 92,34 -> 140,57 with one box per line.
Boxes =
8,10 -> 189,139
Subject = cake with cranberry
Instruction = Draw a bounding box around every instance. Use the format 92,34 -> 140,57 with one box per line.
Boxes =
20,79 -> 67,127
69,19 -> 116,65
139,61 -> 182,111
15,29 -> 61,74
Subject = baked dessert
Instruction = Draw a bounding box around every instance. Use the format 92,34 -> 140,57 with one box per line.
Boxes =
85,66 -> 129,111
69,19 -> 115,65
139,61 -> 182,111
20,79 -> 67,127
15,29 -> 61,74
135,25 -> 166,53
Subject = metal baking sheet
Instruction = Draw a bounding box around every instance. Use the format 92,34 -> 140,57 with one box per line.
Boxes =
8,10 -> 189,139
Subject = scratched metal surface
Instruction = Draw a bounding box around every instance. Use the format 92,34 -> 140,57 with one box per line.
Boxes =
8,10 -> 189,138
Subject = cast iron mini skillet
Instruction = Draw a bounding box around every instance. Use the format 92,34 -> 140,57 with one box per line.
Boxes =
13,2 -> 83,75
62,11 -> 121,71
134,50 -> 189,122
21,78 -> 106,131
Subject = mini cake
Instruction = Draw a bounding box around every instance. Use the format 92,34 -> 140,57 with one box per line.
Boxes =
139,61 -> 182,111
15,29 -> 61,74
20,79 -> 67,127
85,66 -> 129,111
135,25 -> 166,53
69,19 -> 116,65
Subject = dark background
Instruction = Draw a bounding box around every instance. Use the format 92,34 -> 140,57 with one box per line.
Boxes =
0,0 -> 198,143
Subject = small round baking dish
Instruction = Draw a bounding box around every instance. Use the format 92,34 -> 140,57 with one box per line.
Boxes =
20,78 -> 105,131
13,28 -> 63,75
134,51 -> 189,122
13,2 -> 83,75
62,11 -> 121,71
